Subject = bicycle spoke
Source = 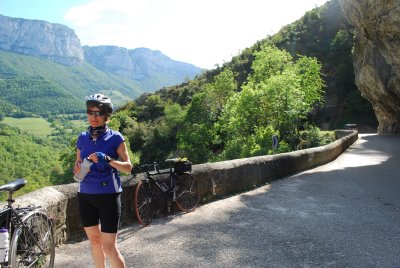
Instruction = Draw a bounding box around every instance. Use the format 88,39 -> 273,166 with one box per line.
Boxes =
10,212 -> 55,268
175,173 -> 199,212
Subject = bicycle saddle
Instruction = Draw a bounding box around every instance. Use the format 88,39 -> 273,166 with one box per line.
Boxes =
0,178 -> 27,192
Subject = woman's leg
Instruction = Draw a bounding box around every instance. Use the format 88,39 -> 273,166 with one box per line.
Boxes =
101,232 -> 126,268
84,225 -> 106,268
78,193 -> 105,267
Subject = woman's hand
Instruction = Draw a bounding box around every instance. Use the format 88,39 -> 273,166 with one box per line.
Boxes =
88,152 -> 108,163
73,159 -> 82,174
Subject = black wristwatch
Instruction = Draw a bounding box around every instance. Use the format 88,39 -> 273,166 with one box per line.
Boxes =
105,155 -> 112,163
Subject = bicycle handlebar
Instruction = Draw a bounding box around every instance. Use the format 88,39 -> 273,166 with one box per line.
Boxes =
131,162 -> 160,175
131,158 -> 191,176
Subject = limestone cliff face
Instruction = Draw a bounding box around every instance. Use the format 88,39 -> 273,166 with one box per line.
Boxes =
339,0 -> 400,133
0,15 -> 84,66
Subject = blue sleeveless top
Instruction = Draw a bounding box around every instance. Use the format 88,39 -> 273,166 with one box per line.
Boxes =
76,128 -> 125,194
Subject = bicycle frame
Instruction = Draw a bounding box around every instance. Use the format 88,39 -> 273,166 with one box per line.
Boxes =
133,160 -> 199,226
140,164 -> 178,212
0,197 -> 33,236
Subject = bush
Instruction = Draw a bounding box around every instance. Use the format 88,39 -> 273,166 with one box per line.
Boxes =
299,126 -> 334,149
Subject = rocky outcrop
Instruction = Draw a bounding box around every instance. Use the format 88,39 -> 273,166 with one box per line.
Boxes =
0,15 -> 84,66
339,0 -> 400,133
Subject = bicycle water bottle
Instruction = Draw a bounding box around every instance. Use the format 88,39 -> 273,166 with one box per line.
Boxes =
0,228 -> 9,264
73,158 -> 93,182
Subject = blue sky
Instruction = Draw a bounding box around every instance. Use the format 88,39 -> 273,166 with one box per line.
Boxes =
1,0 -> 329,69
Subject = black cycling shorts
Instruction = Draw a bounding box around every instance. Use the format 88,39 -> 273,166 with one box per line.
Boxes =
77,192 -> 121,233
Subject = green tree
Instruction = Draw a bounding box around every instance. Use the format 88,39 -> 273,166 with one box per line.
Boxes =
136,102 -> 186,166
328,29 -> 355,99
219,45 -> 323,155
249,45 -> 293,84
177,93 -> 214,163
136,95 -> 165,122
177,69 -> 237,163
109,111 -> 135,134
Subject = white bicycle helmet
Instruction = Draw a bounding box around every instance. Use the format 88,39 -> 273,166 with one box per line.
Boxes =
86,93 -> 114,113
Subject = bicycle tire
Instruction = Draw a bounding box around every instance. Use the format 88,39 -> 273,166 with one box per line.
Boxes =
134,179 -> 155,226
175,173 -> 200,212
9,211 -> 55,268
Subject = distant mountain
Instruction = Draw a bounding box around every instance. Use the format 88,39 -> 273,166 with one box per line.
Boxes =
0,14 -> 204,115
83,46 -> 203,91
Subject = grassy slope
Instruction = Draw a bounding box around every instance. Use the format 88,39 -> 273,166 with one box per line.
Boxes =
2,117 -> 53,138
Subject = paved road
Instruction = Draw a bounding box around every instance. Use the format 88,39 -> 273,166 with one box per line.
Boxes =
55,134 -> 400,267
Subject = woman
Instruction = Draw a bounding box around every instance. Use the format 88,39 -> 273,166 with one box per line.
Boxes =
73,93 -> 132,268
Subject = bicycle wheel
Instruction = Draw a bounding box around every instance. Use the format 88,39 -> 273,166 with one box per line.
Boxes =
134,179 -> 155,226
175,173 -> 199,212
9,211 -> 55,268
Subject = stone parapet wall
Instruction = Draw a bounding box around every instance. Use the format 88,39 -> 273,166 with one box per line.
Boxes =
5,130 -> 358,243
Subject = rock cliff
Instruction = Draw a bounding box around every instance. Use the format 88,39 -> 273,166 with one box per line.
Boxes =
339,0 -> 400,133
0,15 -> 84,66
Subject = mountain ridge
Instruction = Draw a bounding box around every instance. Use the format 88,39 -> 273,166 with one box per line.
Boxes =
0,14 -> 204,115
83,45 -> 202,91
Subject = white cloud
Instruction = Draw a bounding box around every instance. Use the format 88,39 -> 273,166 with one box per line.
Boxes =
64,0 -> 329,68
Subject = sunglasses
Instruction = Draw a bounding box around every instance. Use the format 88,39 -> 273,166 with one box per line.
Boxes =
86,110 -> 105,116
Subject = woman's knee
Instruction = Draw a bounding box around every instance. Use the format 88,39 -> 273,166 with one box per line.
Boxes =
84,226 -> 103,247
102,242 -> 118,256
90,237 -> 103,249
100,232 -> 119,255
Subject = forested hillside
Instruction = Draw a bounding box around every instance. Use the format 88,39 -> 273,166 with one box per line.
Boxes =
0,76 -> 82,116
148,0 -> 376,130
0,124 -> 65,199
106,44 -> 335,167
265,0 -> 376,129
107,0 -> 374,167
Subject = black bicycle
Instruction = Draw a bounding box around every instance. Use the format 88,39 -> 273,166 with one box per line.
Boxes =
0,179 -> 55,268
133,158 -> 200,226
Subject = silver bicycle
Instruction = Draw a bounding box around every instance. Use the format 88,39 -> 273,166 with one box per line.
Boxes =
0,179 -> 55,268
